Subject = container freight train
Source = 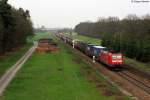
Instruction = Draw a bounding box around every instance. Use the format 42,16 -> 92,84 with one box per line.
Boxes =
56,33 -> 124,68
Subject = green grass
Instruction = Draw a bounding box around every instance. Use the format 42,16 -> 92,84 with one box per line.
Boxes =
2,43 -> 115,100
2,33 -> 130,100
125,57 -> 150,72
74,35 -> 101,45
2,33 -> 128,100
64,33 -> 101,45
27,32 -> 51,43
0,44 -> 31,77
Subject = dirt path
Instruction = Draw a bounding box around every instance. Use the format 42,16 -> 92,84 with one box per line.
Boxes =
0,45 -> 36,96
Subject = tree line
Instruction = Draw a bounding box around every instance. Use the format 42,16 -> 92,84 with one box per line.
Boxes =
74,15 -> 150,62
0,0 -> 33,55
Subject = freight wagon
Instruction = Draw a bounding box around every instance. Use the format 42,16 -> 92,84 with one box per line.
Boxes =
90,46 -> 107,60
85,44 -> 95,57
66,37 -> 73,45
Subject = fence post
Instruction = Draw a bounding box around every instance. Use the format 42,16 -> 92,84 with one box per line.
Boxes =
73,40 -> 75,48
93,56 -> 95,63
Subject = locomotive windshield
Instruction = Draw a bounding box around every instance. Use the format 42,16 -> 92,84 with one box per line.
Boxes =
112,55 -> 122,59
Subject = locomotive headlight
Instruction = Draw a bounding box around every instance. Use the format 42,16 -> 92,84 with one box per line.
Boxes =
117,56 -> 122,59
112,56 -> 117,59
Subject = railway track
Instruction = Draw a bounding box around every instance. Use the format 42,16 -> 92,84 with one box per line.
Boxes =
117,71 -> 150,94
59,39 -> 150,99
69,42 -> 150,95
124,64 -> 150,80
0,45 -> 36,96
54,34 -> 150,99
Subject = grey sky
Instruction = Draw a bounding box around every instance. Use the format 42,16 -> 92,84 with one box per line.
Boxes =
8,0 -> 150,28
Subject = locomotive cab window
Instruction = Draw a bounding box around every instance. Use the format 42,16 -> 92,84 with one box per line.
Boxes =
116,55 -> 122,59
112,55 -> 117,59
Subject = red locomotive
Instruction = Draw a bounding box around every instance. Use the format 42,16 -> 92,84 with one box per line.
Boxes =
99,50 -> 123,67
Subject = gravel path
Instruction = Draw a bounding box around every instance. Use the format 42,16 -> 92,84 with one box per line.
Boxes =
0,45 -> 36,96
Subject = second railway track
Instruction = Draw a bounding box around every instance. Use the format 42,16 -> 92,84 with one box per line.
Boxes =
59,38 -> 150,100
117,70 -> 150,94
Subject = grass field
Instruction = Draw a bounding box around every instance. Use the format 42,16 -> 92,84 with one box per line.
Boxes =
64,33 -> 101,45
2,33 -> 130,100
0,44 -> 31,77
125,57 -> 150,72
27,32 -> 51,43
74,35 -> 101,45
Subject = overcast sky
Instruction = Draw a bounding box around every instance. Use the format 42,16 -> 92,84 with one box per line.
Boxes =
8,0 -> 150,28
